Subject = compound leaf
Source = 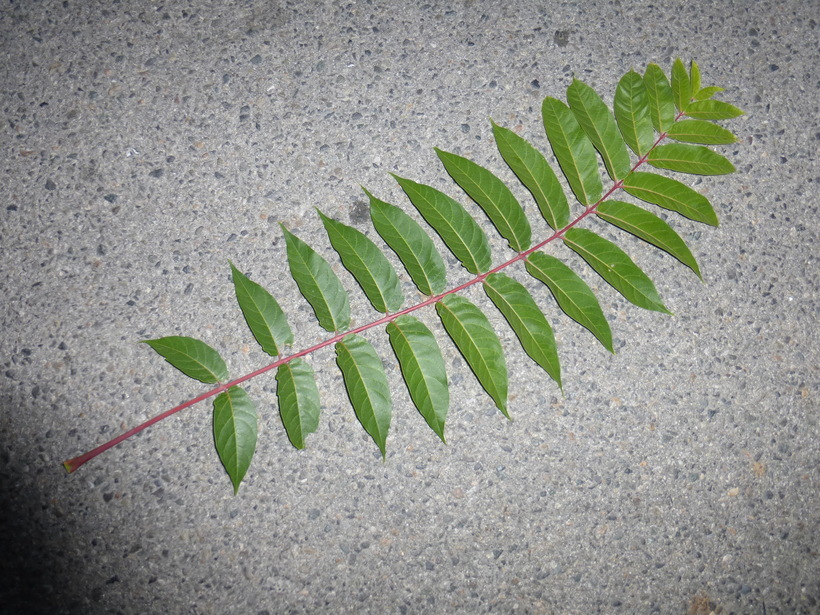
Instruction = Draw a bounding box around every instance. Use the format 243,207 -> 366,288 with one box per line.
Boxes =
276,358 -> 320,449
567,78 -> 632,181
282,225 -> 351,332
492,119 -> 570,230
648,143 -> 735,175
436,294 -> 508,417
525,251 -> 613,352
596,200 -> 701,278
387,315 -> 449,442
63,59 -> 746,493
367,189 -> 447,296
484,272 -> 561,389
542,96 -> 603,205
318,209 -> 404,313
393,174 -> 492,274
230,262 -> 293,357
622,171 -> 718,225
213,386 -> 257,494
436,147 -> 532,252
335,334 -> 392,457
563,228 -> 671,314
614,70 -> 654,157
143,336 -> 228,384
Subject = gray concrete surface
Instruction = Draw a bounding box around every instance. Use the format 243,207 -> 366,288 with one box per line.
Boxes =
1,1 -> 817,613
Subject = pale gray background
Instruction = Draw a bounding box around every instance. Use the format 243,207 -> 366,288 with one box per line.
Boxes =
1,1 -> 817,614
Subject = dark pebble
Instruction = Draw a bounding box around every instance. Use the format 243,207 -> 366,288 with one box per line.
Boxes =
45,179 -> 56,190
554,30 -> 570,47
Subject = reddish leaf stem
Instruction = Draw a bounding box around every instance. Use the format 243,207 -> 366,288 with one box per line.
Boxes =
63,113 -> 681,473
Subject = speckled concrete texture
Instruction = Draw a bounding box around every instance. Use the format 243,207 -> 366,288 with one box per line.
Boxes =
1,1 -> 817,613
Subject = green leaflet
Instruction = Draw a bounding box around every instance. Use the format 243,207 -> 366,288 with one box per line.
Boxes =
435,147 -> 532,252
648,143 -> 735,175
691,86 -> 725,102
142,336 -> 228,383
567,78 -> 632,181
596,200 -> 701,278
643,63 -> 676,133
491,120 -> 570,230
281,225 -> 351,332
436,294 -> 508,417
386,315 -> 449,442
366,188 -> 447,296
483,272 -> 561,389
671,58 -> 692,113
213,386 -> 257,494
622,171 -> 718,226
667,119 -> 738,145
690,60 -> 702,93
684,99 -> 744,120
335,334 -> 392,457
689,62 -> 727,102
393,174 -> 492,274
276,358 -> 320,449
317,209 -> 404,313
230,262 -> 293,357
525,251 -> 613,352
614,70 -> 655,157
542,97 -> 603,205
563,228 -> 670,314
